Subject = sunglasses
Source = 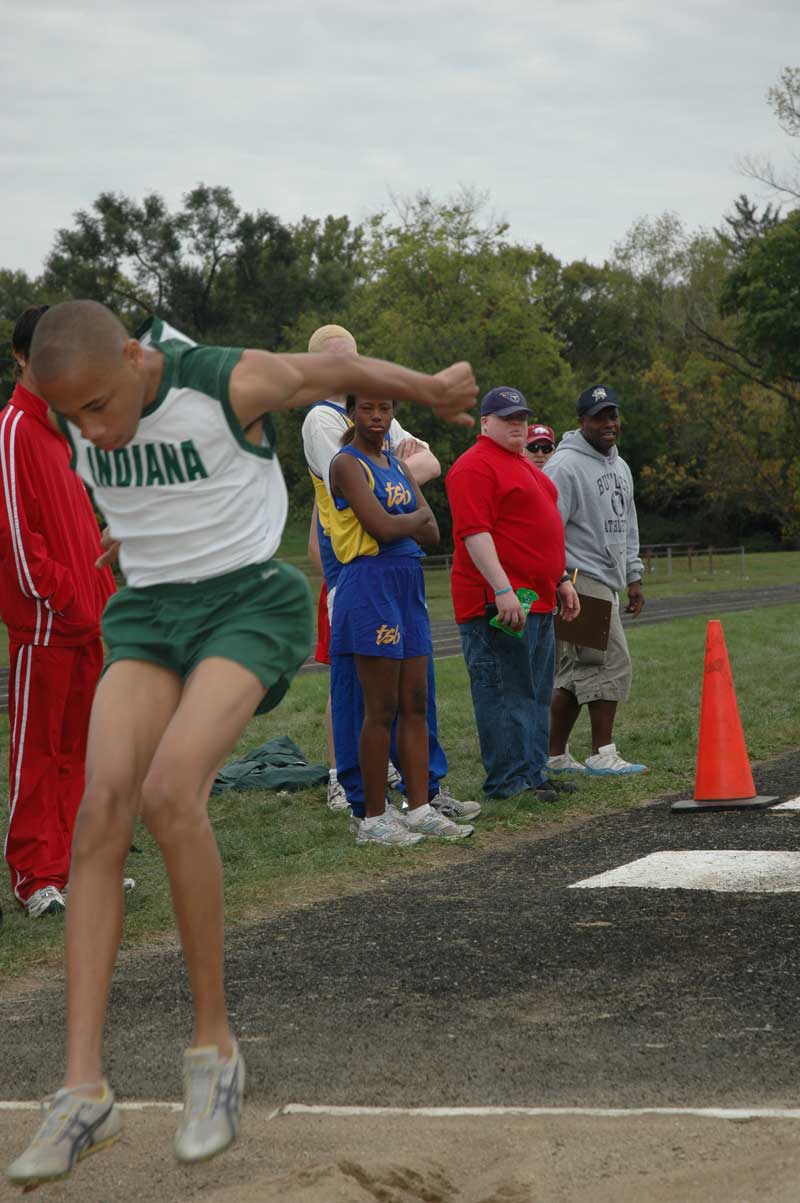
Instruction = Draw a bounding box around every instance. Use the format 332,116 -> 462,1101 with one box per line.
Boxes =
528,443 -> 555,454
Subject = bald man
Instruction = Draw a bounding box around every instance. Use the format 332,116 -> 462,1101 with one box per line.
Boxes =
6,300 -> 477,1190
301,324 -> 481,840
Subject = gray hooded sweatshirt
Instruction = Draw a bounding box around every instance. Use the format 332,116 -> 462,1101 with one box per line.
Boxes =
543,430 -> 643,593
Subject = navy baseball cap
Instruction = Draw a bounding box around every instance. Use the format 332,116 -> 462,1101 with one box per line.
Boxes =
480,387 -> 532,418
577,384 -> 621,418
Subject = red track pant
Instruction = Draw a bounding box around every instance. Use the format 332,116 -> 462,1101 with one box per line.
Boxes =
5,638 -> 103,905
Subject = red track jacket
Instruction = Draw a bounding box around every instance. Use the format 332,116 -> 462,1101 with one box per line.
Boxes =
0,383 -> 115,646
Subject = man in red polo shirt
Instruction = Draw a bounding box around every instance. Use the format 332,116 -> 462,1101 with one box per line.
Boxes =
445,386 -> 579,801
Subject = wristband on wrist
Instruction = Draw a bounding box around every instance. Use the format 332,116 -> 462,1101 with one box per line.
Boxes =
557,573 -> 571,586
494,585 -> 513,597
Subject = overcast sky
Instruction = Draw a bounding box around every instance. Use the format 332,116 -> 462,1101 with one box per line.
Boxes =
1,0 -> 796,279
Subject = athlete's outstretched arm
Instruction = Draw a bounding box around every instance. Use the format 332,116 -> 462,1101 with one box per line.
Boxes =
229,350 -> 476,429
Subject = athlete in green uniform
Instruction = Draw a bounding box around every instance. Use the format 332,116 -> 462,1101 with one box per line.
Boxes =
6,299 -> 476,1190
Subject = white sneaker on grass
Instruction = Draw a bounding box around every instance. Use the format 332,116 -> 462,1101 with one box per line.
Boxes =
326,778 -> 349,812
25,886 -> 66,918
584,743 -> 648,775
547,747 -> 587,774
429,787 -> 482,821
355,812 -> 424,846
400,787 -> 482,820
404,806 -> 474,841
6,1081 -> 121,1188
351,801 -> 406,837
174,1042 -> 245,1164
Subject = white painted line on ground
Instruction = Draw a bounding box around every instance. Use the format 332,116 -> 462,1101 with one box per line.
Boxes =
570,851 -> 800,892
280,1104 -> 800,1120
0,1101 -> 182,1112
3,1099 -> 800,1122
772,797 -> 800,811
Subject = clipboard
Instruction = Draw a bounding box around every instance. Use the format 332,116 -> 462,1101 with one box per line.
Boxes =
554,591 -> 612,651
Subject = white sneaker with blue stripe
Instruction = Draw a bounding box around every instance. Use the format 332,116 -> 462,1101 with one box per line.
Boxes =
584,743 -> 648,775
6,1081 -> 121,1188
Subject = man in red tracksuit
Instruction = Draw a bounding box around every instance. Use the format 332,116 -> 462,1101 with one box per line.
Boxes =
1,306 -> 115,918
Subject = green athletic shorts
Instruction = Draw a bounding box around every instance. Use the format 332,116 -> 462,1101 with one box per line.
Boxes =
101,560 -> 312,715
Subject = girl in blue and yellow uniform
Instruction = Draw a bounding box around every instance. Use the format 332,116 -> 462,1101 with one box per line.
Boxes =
329,395 -> 473,845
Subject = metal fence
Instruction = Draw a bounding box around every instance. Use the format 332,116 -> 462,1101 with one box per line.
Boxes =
639,544 -> 746,578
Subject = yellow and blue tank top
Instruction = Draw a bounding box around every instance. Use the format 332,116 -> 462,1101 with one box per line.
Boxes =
329,445 -> 422,564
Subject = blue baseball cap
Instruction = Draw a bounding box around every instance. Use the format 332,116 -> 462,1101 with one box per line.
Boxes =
480,386 -> 532,418
577,384 -> 621,417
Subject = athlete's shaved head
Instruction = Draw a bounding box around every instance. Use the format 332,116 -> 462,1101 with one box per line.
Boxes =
307,324 -> 357,355
27,299 -> 155,451
30,300 -> 129,386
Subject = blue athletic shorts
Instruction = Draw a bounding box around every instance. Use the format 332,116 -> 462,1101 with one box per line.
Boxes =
329,556 -> 432,660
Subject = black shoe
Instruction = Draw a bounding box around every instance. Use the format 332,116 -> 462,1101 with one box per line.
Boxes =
522,784 -> 559,803
542,776 -> 578,794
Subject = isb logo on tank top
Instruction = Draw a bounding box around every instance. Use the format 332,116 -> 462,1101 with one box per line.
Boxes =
385,482 -> 411,507
85,440 -> 209,488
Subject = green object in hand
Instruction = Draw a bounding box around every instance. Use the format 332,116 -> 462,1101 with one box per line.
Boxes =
489,587 -> 539,638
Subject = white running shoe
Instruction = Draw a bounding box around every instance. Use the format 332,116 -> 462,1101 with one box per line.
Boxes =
429,786 -> 482,821
174,1042 -> 245,1164
25,886 -> 66,918
404,807 -> 474,841
326,778 -> 349,812
355,813 -> 424,846
386,762 -> 402,790
6,1081 -> 121,1188
584,743 -> 648,775
351,803 -> 407,837
547,747 -> 588,774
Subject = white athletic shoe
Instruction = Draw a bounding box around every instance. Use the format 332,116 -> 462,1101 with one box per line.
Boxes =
547,746 -> 588,774
404,807 -> 474,841
386,762 -> 402,790
6,1081 -> 121,1188
355,813 -> 425,846
174,1042 -> 245,1164
584,743 -> 648,776
326,778 -> 349,812
429,786 -> 482,821
25,886 -> 66,918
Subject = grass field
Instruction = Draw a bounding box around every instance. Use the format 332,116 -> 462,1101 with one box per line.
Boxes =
279,526 -> 800,623
1,601 -> 799,986
0,537 -> 798,665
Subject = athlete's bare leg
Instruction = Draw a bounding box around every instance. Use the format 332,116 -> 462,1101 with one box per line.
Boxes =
354,655 -> 400,819
64,656 -> 265,1089
139,657 -> 265,1054
64,661 -> 183,1090
396,656 -> 428,810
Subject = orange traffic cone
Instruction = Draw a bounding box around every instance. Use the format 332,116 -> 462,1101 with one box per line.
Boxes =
671,620 -> 778,813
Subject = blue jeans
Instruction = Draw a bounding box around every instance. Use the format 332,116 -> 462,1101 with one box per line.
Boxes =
330,653 -> 449,818
459,611 -> 554,799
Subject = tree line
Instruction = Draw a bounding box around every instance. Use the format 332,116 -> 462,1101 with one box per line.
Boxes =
2,69 -> 799,548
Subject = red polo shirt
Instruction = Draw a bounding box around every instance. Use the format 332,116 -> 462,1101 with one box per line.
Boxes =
445,435 -> 565,623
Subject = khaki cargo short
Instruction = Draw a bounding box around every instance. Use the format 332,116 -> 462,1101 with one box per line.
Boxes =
554,574 -> 632,703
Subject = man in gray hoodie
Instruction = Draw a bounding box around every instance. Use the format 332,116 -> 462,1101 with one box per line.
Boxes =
543,385 -> 647,775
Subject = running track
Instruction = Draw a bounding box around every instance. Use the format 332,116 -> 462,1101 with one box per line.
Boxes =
1,582 -> 798,708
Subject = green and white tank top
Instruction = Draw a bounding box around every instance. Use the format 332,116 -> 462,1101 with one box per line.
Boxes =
60,337 -> 287,588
